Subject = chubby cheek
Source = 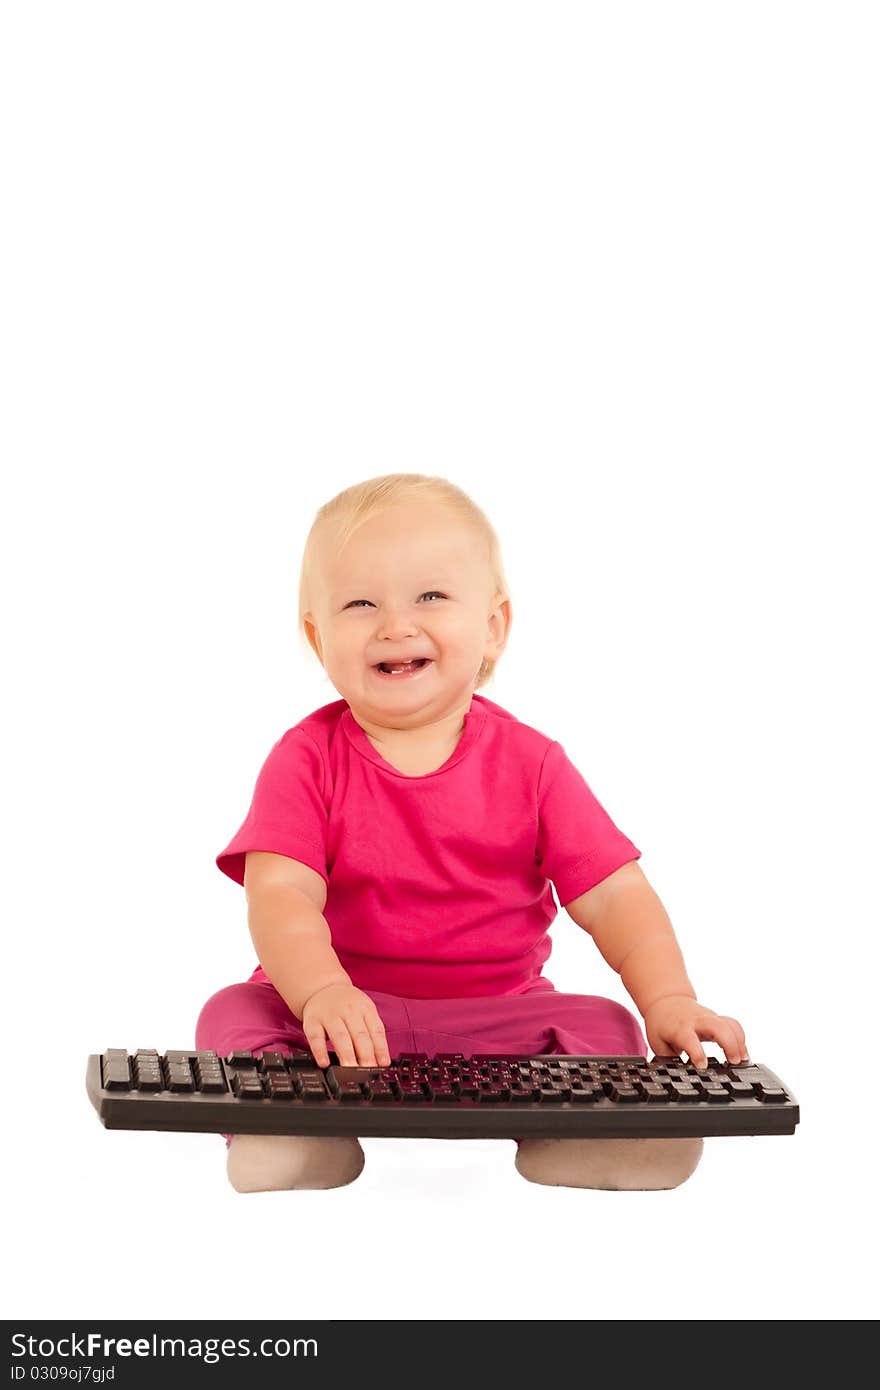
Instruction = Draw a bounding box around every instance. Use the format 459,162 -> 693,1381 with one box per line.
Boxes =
432,617 -> 477,650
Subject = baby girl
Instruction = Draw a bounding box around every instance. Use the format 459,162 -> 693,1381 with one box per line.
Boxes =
196,472 -> 747,1193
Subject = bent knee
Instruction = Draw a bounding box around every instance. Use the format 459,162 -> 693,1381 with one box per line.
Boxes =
598,998 -> 646,1051
515,1136 -> 704,1191
195,983 -> 259,1052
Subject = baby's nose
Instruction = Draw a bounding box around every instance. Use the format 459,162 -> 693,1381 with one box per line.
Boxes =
377,613 -> 420,636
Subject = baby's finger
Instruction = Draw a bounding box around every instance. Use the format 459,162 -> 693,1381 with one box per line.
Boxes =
697,1016 -> 743,1065
303,1023 -> 331,1069
731,1018 -> 749,1061
677,1028 -> 708,1070
347,1020 -> 382,1067
723,1016 -> 748,1064
366,1013 -> 391,1067
352,1011 -> 391,1067
326,1020 -> 358,1067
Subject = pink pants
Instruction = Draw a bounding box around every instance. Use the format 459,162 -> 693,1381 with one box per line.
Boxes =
195,976 -> 648,1147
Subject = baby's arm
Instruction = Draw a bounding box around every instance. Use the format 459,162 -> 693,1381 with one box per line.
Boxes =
245,853 -> 350,1016
245,852 -> 390,1067
564,861 -> 747,1067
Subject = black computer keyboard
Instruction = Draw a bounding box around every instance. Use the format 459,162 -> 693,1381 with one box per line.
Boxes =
86,1049 -> 799,1139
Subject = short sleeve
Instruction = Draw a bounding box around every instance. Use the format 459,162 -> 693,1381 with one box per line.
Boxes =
215,729 -> 329,888
536,741 -> 641,907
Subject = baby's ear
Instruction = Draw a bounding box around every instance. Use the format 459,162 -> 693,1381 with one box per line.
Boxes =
302,616 -> 325,663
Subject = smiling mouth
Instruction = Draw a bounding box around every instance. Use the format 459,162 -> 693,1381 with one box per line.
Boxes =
373,658 -> 432,675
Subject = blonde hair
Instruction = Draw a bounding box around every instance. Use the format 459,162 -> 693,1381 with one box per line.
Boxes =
298,473 -> 511,691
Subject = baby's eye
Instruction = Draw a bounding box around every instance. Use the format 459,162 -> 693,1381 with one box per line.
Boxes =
345,592 -> 446,609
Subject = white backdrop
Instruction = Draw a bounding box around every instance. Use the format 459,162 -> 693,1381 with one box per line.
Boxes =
3,1 -> 877,1322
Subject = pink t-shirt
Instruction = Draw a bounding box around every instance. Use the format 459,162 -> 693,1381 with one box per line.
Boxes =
216,693 -> 641,999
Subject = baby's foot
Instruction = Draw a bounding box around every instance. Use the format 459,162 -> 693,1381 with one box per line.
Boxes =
227,1133 -> 365,1192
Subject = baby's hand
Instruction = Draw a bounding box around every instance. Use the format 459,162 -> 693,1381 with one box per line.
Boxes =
301,983 -> 392,1068
644,995 -> 748,1070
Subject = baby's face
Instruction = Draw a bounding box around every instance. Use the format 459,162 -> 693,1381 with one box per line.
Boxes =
304,501 -> 508,726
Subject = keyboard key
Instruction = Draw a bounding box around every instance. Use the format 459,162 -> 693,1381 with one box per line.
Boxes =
232,1072 -> 264,1097
327,1066 -> 374,1096
337,1082 -> 366,1102
194,1057 -> 226,1093
266,1074 -> 294,1099
259,1052 -> 288,1070
509,1086 -> 538,1102
134,1074 -> 163,1092
609,1085 -> 640,1103
725,1080 -> 756,1098
296,1073 -> 329,1100
103,1071 -> 132,1092
227,1051 -> 258,1069
667,1082 -> 700,1102
102,1051 -> 131,1073
286,1051 -> 318,1069
757,1086 -> 787,1103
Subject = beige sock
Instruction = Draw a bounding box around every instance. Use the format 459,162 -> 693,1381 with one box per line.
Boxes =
227,1133 -> 365,1193
515,1136 -> 704,1190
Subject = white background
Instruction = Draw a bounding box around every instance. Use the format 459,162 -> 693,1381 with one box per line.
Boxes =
3,1 -> 877,1323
